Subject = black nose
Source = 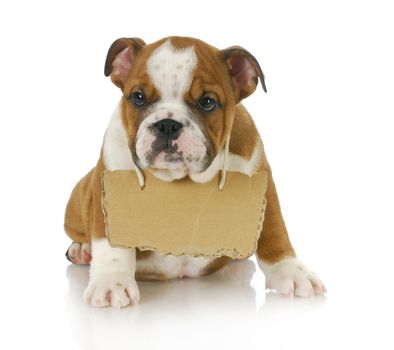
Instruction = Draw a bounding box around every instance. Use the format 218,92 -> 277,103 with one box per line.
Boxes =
154,119 -> 183,137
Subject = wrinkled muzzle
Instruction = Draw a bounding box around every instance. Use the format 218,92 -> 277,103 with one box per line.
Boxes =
135,105 -> 211,173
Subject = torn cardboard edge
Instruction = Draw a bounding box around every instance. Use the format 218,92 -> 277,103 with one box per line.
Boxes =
101,170 -> 268,259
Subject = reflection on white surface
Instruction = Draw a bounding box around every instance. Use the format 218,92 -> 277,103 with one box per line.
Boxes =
65,259 -> 326,350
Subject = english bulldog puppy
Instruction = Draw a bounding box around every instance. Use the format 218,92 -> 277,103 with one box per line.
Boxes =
64,36 -> 326,308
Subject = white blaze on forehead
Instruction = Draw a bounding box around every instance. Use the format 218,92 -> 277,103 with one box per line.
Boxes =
146,40 -> 197,101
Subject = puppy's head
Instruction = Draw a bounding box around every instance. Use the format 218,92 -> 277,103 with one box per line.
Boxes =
105,37 -> 266,178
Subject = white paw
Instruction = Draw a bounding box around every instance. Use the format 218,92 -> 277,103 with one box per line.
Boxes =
259,257 -> 326,298
83,272 -> 140,308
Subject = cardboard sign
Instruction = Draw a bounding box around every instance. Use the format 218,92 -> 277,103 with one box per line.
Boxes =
101,170 -> 268,259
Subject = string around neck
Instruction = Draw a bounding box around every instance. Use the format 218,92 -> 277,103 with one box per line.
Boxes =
134,162 -> 145,189
218,134 -> 231,191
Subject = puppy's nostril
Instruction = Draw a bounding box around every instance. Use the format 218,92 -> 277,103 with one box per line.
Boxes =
154,119 -> 183,136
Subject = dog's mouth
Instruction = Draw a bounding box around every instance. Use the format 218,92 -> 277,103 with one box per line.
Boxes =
134,146 -> 211,173
146,148 -> 185,166
134,119 -> 213,173
151,134 -> 180,156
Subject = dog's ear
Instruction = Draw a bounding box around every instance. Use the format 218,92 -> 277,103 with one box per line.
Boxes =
221,46 -> 267,101
104,37 -> 146,89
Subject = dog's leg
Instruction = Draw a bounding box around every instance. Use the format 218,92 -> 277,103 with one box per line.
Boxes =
256,170 -> 326,297
79,105 -> 140,308
83,238 -> 140,308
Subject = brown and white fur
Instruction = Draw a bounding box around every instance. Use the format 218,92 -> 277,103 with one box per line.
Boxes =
64,36 -> 326,308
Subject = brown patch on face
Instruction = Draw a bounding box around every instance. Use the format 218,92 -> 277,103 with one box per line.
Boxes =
117,44 -> 165,160
175,37 -> 238,156
169,38 -> 261,161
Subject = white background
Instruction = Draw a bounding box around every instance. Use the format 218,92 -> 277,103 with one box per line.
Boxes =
0,0 -> 393,349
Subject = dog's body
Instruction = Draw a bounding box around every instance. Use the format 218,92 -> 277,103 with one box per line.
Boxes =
64,37 -> 326,308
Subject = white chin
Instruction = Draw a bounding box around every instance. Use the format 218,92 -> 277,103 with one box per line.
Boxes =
150,167 -> 188,182
153,159 -> 186,170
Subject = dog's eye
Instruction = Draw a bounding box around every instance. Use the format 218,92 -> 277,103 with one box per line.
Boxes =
197,96 -> 217,112
130,91 -> 147,107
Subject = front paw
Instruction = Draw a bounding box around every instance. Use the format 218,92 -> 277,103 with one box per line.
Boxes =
260,257 -> 326,298
83,272 -> 140,308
